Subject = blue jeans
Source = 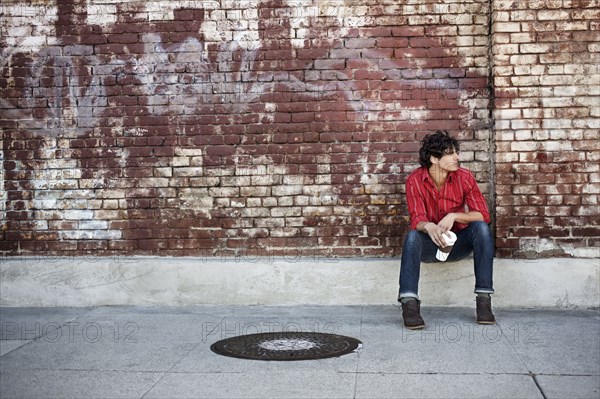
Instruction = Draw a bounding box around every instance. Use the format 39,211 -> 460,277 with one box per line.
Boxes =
398,221 -> 494,301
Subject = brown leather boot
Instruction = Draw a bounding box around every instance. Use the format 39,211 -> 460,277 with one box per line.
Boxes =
401,299 -> 425,329
476,296 -> 496,325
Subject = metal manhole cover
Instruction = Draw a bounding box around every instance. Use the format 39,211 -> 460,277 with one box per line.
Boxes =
210,332 -> 362,361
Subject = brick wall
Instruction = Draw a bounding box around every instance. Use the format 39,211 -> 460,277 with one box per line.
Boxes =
0,0 -> 597,258
492,0 -> 600,258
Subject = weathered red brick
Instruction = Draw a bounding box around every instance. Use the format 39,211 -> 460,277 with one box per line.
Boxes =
0,0 -> 595,259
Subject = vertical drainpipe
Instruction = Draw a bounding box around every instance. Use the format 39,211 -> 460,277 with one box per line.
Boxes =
487,0 -> 497,252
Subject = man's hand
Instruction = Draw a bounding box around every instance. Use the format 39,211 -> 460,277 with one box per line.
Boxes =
423,222 -> 448,248
437,213 -> 456,232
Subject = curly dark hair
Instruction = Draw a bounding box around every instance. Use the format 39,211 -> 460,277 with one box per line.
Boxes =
418,130 -> 460,168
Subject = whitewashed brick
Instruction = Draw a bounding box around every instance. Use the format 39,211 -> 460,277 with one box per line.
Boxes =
282,175 -> 305,185
209,187 -> 239,197
278,197 -> 294,207
458,36 -> 476,46
493,43 -> 519,55
588,43 -> 600,53
497,131 -> 515,141
521,43 -> 554,53
540,76 -> 573,86
494,22 -> 521,32
494,119 -> 511,129
556,21 -> 588,30
539,53 -> 572,64
511,10 -> 537,21
272,185 -> 303,196
553,86 -> 578,96
510,32 -> 534,43
510,54 -> 538,65
537,10 -> 570,20
241,187 -> 270,197
102,200 -> 120,210
494,76 -> 511,87
511,141 -> 540,151
262,197 -> 278,207
539,141 -> 573,151
246,198 -> 262,208
64,210 -> 94,220
172,157 -> 190,167
522,108 -> 543,118
511,76 -> 540,86
496,109 -> 522,119
270,207 -> 301,217
542,97 -> 574,107
542,119 -> 573,129
154,167 -> 173,177
173,167 -> 203,177
581,185 -> 600,194
575,119 -> 600,129
572,9 -> 600,19
79,221 -> 108,230
138,178 -> 170,187
534,131 -> 552,141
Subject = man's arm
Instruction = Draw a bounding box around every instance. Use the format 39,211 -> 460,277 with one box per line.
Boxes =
406,170 -> 484,248
417,211 -> 483,248
405,172 -> 429,230
437,211 -> 484,232
463,172 -> 491,224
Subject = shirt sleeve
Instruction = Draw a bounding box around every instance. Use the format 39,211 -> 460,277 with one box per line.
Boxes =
406,173 -> 429,230
464,171 -> 491,224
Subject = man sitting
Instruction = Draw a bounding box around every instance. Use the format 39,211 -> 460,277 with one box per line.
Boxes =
398,130 -> 496,329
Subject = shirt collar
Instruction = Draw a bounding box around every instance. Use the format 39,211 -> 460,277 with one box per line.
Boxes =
420,167 -> 455,185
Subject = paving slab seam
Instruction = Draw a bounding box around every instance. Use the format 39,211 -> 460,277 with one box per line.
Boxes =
6,369 -> 249,375
0,342 -> 32,357
139,340 -> 203,399
3,369 -> 565,376
338,371 -> 539,376
531,373 -> 548,399
495,320 -> 542,379
351,306 -> 365,399
0,307 -> 97,358
534,373 -> 600,377
0,367 -> 167,373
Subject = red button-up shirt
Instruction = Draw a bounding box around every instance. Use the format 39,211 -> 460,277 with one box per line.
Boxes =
406,167 -> 491,232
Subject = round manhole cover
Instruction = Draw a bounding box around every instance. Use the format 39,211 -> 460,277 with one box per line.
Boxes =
210,332 -> 362,361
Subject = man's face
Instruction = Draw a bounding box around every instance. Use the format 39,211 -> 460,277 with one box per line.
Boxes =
432,148 -> 460,172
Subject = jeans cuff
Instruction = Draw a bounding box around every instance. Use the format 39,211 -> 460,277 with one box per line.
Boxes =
474,288 -> 494,294
398,292 -> 419,302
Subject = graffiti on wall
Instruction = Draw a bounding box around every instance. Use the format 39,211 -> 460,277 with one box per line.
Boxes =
1,0 -> 491,255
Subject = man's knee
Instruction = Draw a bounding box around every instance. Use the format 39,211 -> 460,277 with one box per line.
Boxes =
403,230 -> 422,246
471,221 -> 492,242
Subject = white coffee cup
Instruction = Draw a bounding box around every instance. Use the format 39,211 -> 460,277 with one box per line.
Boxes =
436,231 -> 457,261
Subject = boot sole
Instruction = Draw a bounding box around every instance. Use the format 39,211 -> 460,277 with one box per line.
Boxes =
405,324 -> 426,330
477,320 -> 496,325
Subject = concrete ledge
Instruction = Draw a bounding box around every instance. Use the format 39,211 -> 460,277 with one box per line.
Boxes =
0,257 -> 598,308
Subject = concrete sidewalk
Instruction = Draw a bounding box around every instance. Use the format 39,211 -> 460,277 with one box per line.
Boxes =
0,306 -> 599,398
